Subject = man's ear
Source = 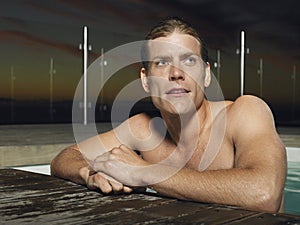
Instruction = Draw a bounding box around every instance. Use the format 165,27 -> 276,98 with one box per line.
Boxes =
204,62 -> 211,88
140,68 -> 150,93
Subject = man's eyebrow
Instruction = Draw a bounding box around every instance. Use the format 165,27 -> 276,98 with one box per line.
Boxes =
149,52 -> 200,61
179,52 -> 200,59
151,55 -> 172,60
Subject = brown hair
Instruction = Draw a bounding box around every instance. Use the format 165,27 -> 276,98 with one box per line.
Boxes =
141,17 -> 209,69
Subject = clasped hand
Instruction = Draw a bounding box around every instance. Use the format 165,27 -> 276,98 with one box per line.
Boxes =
84,145 -> 150,194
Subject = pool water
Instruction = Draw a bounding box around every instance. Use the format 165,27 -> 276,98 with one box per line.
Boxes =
284,161 -> 300,216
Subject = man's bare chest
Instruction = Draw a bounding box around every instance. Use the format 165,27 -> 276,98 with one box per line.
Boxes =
141,133 -> 235,171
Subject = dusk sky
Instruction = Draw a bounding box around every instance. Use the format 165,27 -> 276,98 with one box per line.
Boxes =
0,0 -> 299,121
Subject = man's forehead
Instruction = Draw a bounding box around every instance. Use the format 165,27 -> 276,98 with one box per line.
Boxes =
147,40 -> 200,57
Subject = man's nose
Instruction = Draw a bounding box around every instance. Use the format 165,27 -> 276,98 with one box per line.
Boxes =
169,64 -> 185,81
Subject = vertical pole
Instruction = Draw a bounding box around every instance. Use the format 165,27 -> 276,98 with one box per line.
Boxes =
217,49 -> 221,85
100,48 -> 104,121
10,66 -> 15,122
292,65 -> 296,120
259,58 -> 263,98
83,26 -> 88,125
79,25 -> 92,125
216,49 -> 221,98
240,31 -> 245,96
49,58 -> 54,121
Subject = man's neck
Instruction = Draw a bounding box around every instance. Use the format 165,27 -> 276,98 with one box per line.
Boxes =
161,99 -> 211,145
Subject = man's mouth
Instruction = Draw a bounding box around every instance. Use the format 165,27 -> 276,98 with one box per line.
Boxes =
166,88 -> 189,95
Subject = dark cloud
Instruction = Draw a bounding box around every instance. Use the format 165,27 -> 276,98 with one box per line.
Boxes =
0,16 -> 29,28
135,0 -> 300,55
0,0 -> 298,116
0,30 -> 98,58
24,0 -> 99,24
3,0 -> 298,56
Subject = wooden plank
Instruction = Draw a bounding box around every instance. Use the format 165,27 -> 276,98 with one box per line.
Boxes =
1,169 -> 300,224
0,169 -> 178,224
226,213 -> 300,225
167,205 -> 258,224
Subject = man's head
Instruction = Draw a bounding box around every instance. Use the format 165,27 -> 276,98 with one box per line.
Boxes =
140,17 -> 211,116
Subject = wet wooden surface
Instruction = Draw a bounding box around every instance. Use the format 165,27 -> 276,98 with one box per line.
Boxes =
1,168 -> 300,225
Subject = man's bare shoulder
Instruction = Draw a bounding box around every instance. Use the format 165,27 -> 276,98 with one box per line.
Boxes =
227,95 -> 273,119
127,112 -> 156,131
225,95 -> 276,136
115,112 -> 165,147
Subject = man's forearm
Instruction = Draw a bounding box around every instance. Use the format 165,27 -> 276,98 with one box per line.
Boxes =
150,167 -> 283,212
51,146 -> 89,185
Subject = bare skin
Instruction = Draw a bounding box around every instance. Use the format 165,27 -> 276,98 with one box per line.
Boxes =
51,32 -> 286,213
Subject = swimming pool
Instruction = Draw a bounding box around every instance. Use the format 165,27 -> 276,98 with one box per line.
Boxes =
285,147 -> 300,215
13,147 -> 300,215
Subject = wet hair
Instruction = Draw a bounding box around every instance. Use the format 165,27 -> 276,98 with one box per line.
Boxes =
141,16 -> 209,70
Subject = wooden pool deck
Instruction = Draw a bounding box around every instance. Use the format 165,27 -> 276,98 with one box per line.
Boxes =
1,168 -> 300,224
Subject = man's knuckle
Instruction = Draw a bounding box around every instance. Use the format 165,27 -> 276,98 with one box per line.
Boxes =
108,154 -> 116,160
95,173 -> 103,180
104,161 -> 114,169
111,148 -> 121,154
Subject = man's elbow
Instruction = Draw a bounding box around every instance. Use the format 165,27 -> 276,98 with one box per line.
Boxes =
249,186 -> 283,213
50,148 -> 67,177
50,155 -> 59,176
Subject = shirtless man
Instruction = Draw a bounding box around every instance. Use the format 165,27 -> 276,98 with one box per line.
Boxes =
51,17 -> 286,213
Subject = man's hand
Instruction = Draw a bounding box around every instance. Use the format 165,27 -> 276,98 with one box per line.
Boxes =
79,166 -> 133,194
92,145 -> 151,187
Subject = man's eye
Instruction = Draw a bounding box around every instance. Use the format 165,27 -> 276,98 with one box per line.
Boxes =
184,57 -> 196,65
155,59 -> 169,66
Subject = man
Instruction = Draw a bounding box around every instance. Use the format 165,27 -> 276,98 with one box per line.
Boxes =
51,17 -> 286,213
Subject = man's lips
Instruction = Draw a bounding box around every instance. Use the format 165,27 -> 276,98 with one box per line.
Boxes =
166,88 -> 190,95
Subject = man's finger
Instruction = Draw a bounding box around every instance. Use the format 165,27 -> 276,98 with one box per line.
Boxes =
123,186 -> 133,193
93,173 -> 113,194
109,179 -> 123,193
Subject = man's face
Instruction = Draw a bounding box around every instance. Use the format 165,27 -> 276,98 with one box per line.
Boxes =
141,32 -> 210,116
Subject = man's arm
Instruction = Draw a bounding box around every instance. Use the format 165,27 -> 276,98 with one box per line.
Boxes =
51,145 -> 89,185
51,130 -> 133,194
93,96 -> 287,212
51,113 -> 158,193
153,96 -> 287,212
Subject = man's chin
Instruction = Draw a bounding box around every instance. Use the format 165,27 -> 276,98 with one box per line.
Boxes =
161,106 -> 196,117
152,99 -> 197,116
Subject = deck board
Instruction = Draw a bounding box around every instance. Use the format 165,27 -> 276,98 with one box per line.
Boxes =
1,168 -> 300,224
